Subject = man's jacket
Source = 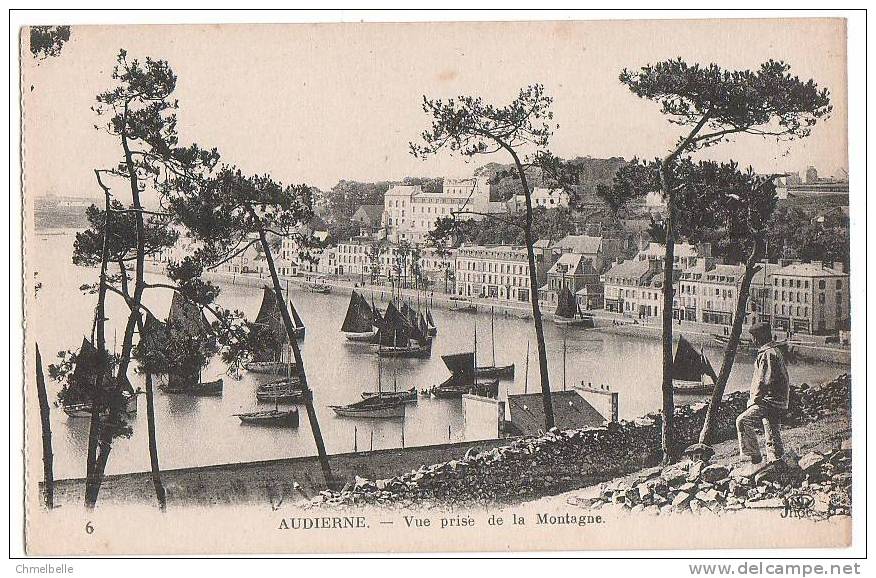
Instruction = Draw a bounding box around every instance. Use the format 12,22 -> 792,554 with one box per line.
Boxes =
749,341 -> 790,411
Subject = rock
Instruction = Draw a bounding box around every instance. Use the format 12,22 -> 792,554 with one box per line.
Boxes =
683,443 -> 716,463
841,439 -> 852,451
637,483 -> 652,501
687,461 -> 704,481
831,473 -> 852,487
746,497 -> 785,509
700,464 -> 730,483
798,452 -> 825,472
755,460 -> 789,485
677,482 -> 698,493
672,491 -> 693,509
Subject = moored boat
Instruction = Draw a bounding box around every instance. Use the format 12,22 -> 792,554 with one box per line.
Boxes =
236,408 -> 299,427
162,378 -> 223,396
341,290 -> 379,342
672,334 -> 718,395
553,287 -> 595,327
330,397 -> 406,418
361,386 -> 417,403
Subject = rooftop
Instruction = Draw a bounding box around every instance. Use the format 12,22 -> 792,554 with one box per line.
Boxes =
548,253 -> 598,276
507,391 -> 605,436
773,262 -> 849,278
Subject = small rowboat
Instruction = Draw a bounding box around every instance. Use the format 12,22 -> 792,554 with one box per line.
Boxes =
308,282 -> 331,294
361,387 -> 418,403
235,408 -> 299,427
428,377 -> 499,399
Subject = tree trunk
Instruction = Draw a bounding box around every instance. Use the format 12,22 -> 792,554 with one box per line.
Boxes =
698,239 -> 764,445
509,150 -> 554,429
258,230 -> 335,489
35,344 -> 54,510
85,186 -> 112,508
87,121 -> 145,508
144,371 -> 167,510
658,161 -> 677,464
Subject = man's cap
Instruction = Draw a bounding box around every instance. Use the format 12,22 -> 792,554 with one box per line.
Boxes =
748,322 -> 771,338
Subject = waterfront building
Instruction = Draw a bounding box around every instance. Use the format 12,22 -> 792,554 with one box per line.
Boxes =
601,258 -> 669,317
551,234 -> 627,273
676,259 -> 776,327
768,261 -> 849,334
381,176 -> 491,244
538,253 -> 602,310
454,244 -> 548,302
635,241 -> 708,269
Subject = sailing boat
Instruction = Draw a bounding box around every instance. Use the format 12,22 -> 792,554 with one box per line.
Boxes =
425,307 -> 438,337
330,355 -> 407,418
255,344 -> 306,403
428,344 -> 499,399
161,293 -> 223,396
237,343 -> 301,426
341,290 -> 378,342
245,286 -> 304,374
553,286 -> 593,327
61,338 -> 138,418
671,335 -> 718,395
376,301 -> 432,359
474,306 -> 515,379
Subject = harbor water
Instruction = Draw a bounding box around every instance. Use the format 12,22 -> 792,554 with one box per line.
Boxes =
30,231 -> 847,479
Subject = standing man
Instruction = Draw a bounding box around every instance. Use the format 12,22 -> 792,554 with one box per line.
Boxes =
736,322 -> 790,477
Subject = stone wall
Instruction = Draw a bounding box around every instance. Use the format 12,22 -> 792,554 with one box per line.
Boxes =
310,374 -> 851,509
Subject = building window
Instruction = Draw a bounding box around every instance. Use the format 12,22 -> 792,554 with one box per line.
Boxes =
819,280 -> 826,289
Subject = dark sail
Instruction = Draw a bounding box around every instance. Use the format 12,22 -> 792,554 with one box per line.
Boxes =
672,335 -> 704,382
341,291 -> 374,333
289,300 -> 305,330
65,338 -> 130,403
442,352 -> 475,376
253,287 -> 288,362
378,302 -> 411,347
168,292 -> 212,342
426,309 -> 435,328
138,312 -> 169,375
555,286 -> 577,319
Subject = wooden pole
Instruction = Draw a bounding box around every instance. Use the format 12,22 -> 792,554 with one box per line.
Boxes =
370,430 -> 374,452
35,344 -> 53,510
354,426 -> 358,453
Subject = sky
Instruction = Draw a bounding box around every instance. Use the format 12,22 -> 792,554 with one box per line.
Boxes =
22,18 -> 848,199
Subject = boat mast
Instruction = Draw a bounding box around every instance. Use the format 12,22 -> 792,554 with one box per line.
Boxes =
473,317 -> 478,372
562,334 -> 567,391
490,306 -> 496,367
524,339 -> 530,394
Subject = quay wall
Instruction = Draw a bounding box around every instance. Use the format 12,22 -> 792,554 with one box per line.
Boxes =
47,374 -> 849,508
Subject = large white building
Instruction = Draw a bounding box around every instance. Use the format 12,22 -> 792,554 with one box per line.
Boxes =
510,187 -> 570,210
382,176 -> 492,244
454,244 -> 549,302
769,262 -> 849,334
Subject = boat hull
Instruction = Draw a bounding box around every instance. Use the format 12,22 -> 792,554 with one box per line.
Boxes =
475,364 -> 515,379
672,379 -> 715,395
244,361 -> 298,375
162,378 -> 224,396
62,394 -> 138,418
360,388 -> 418,403
378,342 -> 432,358
330,404 -> 405,418
344,329 -> 379,342
236,409 -> 299,427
